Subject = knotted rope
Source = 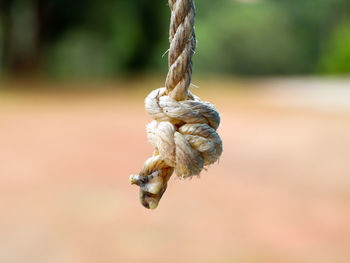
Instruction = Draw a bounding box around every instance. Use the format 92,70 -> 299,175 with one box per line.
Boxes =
130,0 -> 222,209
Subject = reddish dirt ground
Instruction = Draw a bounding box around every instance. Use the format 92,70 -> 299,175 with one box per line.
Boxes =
1,78 -> 350,263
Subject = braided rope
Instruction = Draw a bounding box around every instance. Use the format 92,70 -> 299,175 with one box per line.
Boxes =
130,0 -> 222,209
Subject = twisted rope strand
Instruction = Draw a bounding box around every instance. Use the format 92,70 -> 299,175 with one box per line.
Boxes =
130,0 -> 222,209
166,0 -> 196,101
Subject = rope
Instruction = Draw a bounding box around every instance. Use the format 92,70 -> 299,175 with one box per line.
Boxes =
130,0 -> 222,209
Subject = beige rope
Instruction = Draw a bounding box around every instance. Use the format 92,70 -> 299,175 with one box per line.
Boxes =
130,0 -> 222,209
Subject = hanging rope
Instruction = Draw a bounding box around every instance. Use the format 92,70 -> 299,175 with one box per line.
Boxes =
130,0 -> 222,209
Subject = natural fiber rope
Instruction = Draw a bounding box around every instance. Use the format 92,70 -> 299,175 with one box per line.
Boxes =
130,0 -> 222,209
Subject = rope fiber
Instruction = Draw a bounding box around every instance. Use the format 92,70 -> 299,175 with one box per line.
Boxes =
130,0 -> 223,209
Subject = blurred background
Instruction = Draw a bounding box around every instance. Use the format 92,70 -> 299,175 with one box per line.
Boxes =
1,0 -> 350,263
1,0 -> 350,77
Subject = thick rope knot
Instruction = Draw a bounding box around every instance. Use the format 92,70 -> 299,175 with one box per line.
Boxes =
130,88 -> 223,209
130,0 -> 223,209
146,87 -> 222,175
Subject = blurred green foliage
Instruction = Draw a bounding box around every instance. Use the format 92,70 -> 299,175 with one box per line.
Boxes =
0,0 -> 350,78
196,2 -> 304,75
318,20 -> 350,73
